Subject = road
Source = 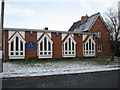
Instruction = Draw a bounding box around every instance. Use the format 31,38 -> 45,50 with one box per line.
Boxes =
2,70 -> 119,88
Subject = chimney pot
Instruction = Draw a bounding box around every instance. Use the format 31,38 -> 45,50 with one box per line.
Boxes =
44,27 -> 48,30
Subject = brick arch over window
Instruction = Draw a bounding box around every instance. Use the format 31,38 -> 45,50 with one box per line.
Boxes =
37,34 -> 53,58
8,32 -> 26,59
62,35 -> 76,57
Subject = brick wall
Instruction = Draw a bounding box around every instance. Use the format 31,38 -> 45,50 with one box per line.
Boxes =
89,16 -> 111,56
74,34 -> 83,57
25,31 -> 37,59
3,19 -> 111,61
3,31 -> 9,61
52,33 -> 62,58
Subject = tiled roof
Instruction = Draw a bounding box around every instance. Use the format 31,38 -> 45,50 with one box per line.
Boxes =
68,12 -> 100,32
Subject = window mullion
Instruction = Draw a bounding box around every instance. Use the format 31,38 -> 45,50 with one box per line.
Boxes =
62,44 -> 63,55
94,43 -> 95,54
85,42 -> 87,54
23,41 -> 25,56
9,42 -> 11,56
85,42 -> 88,54
18,38 -> 20,55
43,39 -> 44,55
74,43 -> 75,55
71,40 -> 72,54
88,40 -> 90,54
14,38 -> 16,55
84,43 -> 85,54
38,42 -> 40,55
51,43 -> 52,55
46,38 -> 48,55
67,40 -> 69,55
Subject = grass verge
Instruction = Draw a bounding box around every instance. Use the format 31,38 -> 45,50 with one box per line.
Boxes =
9,57 -> 119,65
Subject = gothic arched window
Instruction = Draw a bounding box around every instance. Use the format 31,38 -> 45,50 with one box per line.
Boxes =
38,34 -> 53,58
8,32 -> 26,59
62,35 -> 76,57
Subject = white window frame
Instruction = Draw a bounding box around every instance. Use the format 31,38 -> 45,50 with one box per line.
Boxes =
38,34 -> 53,58
97,31 -> 101,38
8,32 -> 26,59
62,35 -> 76,57
83,36 -> 96,57
97,44 -> 102,52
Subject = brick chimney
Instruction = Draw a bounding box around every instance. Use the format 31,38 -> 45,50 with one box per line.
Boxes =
81,14 -> 88,21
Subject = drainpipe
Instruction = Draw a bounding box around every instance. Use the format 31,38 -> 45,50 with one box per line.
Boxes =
0,0 -> 5,73
0,1 -> 4,89
118,1 -> 120,27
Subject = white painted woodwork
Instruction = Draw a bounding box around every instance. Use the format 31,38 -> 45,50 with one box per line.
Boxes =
37,32 -> 43,40
82,35 -> 87,41
62,35 -> 76,57
8,32 -> 26,59
83,36 -> 96,57
9,31 -> 25,39
62,34 -> 67,40
38,34 -> 53,58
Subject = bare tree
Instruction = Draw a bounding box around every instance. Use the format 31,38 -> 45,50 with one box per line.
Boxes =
105,7 -> 120,61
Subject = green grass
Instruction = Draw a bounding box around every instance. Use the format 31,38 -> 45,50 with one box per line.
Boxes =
9,57 -> 117,65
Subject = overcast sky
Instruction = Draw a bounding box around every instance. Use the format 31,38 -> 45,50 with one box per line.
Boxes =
1,0 -> 119,31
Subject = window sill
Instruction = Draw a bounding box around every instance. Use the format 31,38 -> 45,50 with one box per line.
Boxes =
62,55 -> 76,58
38,55 -> 52,58
9,56 -> 25,59
97,51 -> 102,52
83,54 -> 96,57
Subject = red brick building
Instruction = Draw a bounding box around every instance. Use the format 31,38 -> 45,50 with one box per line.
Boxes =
2,13 -> 111,61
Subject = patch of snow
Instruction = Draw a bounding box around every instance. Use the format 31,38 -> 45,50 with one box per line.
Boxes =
2,61 -> 120,78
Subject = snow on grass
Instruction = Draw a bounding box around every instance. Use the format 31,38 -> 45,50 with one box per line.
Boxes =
2,59 -> 120,78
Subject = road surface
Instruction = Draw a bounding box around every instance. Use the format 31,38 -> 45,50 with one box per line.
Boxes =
2,70 -> 119,88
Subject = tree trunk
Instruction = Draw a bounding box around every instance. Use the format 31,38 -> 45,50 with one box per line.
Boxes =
111,51 -> 115,61
111,42 -> 117,61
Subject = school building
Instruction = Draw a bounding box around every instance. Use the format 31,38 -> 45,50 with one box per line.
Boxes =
2,12 -> 111,61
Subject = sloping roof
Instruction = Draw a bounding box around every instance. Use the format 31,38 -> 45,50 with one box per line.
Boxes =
68,12 -> 100,32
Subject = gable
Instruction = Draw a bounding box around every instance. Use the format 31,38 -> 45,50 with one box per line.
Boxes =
8,32 -> 26,43
89,15 -> 110,33
83,35 -> 90,43
62,34 -> 76,44
8,30 -> 25,39
84,36 -> 95,44
37,33 -> 53,44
